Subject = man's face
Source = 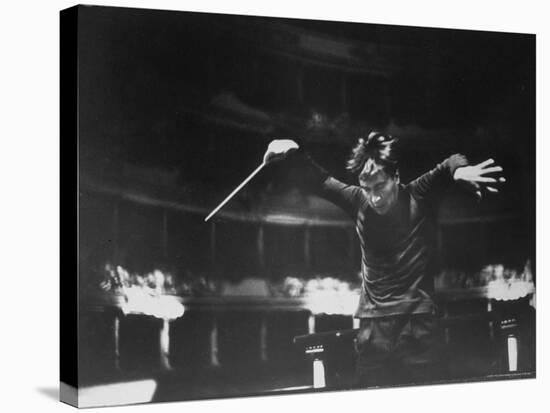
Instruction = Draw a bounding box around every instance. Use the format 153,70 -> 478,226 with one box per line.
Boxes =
359,166 -> 399,215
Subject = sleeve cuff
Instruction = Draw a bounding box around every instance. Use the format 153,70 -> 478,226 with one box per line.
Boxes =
443,154 -> 469,178
286,147 -> 330,189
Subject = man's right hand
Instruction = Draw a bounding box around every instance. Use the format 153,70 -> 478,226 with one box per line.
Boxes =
263,139 -> 300,164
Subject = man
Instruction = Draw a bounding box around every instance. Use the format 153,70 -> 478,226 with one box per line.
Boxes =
263,132 -> 505,387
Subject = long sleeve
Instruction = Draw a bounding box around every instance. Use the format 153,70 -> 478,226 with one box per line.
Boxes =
408,154 -> 469,203
286,149 -> 363,218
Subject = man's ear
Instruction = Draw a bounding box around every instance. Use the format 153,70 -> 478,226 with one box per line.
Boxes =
395,171 -> 400,184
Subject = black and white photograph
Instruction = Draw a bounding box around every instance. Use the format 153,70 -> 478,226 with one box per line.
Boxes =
57,3 -> 539,408
4,0 -> 550,412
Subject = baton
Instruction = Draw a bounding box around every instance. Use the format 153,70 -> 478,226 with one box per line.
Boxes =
204,161 -> 267,222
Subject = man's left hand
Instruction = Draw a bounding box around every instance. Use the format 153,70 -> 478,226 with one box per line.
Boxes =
453,158 -> 506,200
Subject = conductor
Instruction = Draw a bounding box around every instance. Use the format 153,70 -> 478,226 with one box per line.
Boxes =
263,132 -> 505,386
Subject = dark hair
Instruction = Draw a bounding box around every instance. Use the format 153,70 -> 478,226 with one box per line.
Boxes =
346,131 -> 400,178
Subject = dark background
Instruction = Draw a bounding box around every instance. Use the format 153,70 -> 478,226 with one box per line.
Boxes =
77,6 -> 535,282
74,5 -> 536,399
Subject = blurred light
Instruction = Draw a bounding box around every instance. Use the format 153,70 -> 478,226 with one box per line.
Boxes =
264,213 -> 307,225
507,335 -> 518,372
486,280 -> 535,301
313,359 -> 326,388
302,277 -> 359,315
303,290 -> 359,315
121,286 -> 184,319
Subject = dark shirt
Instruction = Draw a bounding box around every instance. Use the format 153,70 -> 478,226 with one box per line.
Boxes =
292,151 -> 468,318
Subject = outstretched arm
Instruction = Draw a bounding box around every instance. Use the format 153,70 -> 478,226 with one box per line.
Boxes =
408,154 -> 468,202
453,158 -> 506,200
263,139 -> 362,217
